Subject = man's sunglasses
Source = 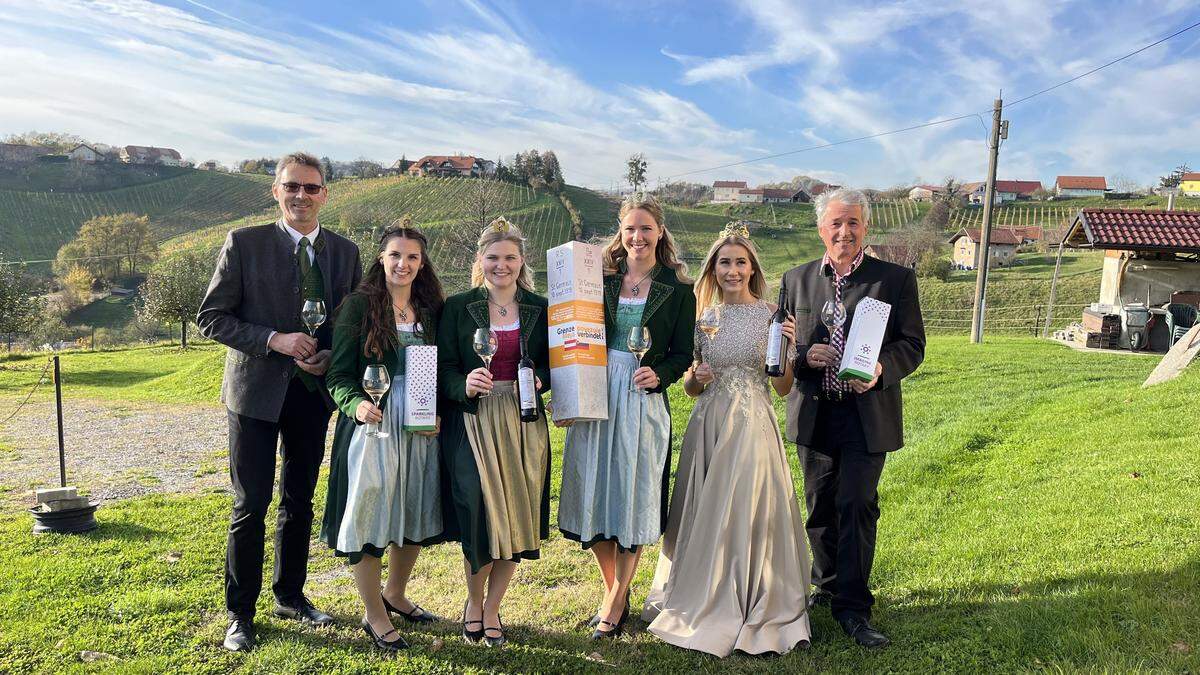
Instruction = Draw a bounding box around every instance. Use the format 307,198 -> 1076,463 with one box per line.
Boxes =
280,182 -> 325,194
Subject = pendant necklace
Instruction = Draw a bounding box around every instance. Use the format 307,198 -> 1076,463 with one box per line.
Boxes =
627,265 -> 656,297
487,293 -> 513,318
393,303 -> 410,322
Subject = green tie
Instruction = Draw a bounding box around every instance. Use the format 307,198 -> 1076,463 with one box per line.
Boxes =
297,237 -> 311,278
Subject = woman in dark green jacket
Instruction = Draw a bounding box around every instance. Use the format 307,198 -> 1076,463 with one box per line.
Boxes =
555,193 -> 696,639
320,221 -> 446,652
437,218 -> 552,648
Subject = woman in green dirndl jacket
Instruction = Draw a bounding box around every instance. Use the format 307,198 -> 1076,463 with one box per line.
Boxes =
556,193 -> 696,639
320,221 -> 449,651
437,218 -> 552,647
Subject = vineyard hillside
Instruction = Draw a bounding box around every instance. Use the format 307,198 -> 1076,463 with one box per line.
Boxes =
0,170 -> 274,265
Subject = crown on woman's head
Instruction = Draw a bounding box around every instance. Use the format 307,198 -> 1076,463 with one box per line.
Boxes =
488,216 -> 513,233
721,220 -> 752,239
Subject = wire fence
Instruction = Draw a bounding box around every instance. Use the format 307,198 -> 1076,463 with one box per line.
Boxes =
0,357 -> 53,425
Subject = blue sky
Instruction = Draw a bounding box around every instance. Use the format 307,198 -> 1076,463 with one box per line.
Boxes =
1,0 -> 1197,190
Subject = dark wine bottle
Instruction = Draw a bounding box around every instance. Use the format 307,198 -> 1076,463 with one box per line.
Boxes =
765,285 -> 788,377
518,340 -> 538,422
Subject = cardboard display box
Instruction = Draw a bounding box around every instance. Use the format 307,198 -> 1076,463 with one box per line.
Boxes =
403,345 -> 438,432
838,297 -> 892,382
546,242 -> 608,421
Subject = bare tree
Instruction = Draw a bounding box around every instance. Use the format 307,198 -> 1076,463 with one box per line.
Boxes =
466,178 -> 510,232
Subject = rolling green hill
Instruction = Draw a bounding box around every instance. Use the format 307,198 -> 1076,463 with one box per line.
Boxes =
0,170 -> 274,265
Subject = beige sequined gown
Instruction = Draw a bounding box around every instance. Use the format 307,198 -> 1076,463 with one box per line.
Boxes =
643,300 -> 812,657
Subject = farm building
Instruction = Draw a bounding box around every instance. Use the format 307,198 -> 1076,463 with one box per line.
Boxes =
120,145 -> 183,166
963,180 -> 1042,205
762,188 -> 806,203
948,227 -> 1022,268
0,143 -> 43,163
908,185 -> 944,202
712,180 -> 747,203
68,144 -> 103,163
1053,208 -> 1200,350
737,188 -> 764,203
808,183 -> 842,198
406,155 -> 493,178
1055,175 -> 1107,198
1180,173 -> 1200,197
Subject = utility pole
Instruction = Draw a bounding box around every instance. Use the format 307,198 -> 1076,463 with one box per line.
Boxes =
970,96 -> 1006,343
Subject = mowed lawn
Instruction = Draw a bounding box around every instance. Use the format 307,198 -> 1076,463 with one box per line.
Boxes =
1,337 -> 1198,673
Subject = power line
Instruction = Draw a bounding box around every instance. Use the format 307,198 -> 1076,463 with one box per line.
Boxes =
647,16 -> 1200,184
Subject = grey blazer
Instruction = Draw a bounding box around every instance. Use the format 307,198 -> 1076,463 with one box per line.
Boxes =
196,222 -> 363,422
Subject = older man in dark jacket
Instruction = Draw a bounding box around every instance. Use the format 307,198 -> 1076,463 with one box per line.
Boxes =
782,187 -> 925,648
197,151 -> 361,652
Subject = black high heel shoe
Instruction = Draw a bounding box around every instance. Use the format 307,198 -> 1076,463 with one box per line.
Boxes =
361,619 -> 408,651
588,587 -> 632,628
383,594 -> 439,624
483,615 -> 506,648
590,618 -> 622,641
462,600 -> 484,643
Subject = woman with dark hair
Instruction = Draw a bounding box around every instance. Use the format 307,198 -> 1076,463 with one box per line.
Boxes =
437,217 -> 551,648
556,192 -> 696,640
320,218 -> 447,651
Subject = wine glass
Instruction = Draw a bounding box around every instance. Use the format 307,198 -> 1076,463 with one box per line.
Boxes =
697,306 -> 720,340
472,328 -> 499,398
362,364 -> 391,438
820,299 -> 846,343
301,299 -> 326,337
627,327 -> 652,394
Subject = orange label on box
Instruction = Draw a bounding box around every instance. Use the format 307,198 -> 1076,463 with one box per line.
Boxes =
549,300 -> 604,326
550,343 -> 606,367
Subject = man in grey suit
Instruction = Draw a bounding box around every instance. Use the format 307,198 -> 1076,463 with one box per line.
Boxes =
782,188 -> 925,649
197,152 -> 362,652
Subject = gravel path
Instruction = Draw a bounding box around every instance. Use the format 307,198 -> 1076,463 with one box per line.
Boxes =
0,398 -> 238,510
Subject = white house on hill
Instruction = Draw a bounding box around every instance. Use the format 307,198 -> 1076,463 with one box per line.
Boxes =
68,144 -> 103,163
712,180 -> 747,203
1054,175 -> 1107,198
120,145 -> 183,166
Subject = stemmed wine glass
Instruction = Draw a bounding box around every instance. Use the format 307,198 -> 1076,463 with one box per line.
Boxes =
362,364 -> 391,438
301,299 -> 326,337
697,306 -> 720,341
472,328 -> 499,398
820,299 -> 846,356
627,327 -> 652,394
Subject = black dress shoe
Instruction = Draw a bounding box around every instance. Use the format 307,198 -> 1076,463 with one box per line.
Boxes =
223,617 -> 256,652
361,619 -> 408,651
462,600 -> 484,643
836,615 -> 890,649
383,595 -> 439,624
483,616 -> 506,648
273,595 -> 335,626
808,590 -> 833,609
588,588 -> 631,629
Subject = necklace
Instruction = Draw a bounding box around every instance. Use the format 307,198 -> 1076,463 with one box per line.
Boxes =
626,265 -> 656,297
392,302 -> 410,323
487,292 -> 515,318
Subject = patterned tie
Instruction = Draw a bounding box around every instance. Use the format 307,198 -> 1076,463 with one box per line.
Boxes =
823,249 -> 864,396
297,236 -> 311,278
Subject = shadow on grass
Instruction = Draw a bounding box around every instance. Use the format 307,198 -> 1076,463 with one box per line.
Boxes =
61,369 -> 162,389
87,520 -> 164,541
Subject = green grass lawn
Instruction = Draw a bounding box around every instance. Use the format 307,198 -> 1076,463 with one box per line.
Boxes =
1,337 -> 1198,672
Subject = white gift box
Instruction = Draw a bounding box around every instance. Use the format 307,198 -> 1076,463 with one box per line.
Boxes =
403,345 -> 438,432
838,297 -> 892,382
546,241 -> 608,421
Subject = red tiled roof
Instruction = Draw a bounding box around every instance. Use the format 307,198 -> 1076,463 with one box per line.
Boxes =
1181,172 -> 1200,182
809,183 -> 842,196
410,155 -> 479,171
949,227 -> 1022,245
713,180 -> 747,188
1065,208 -> 1200,252
738,188 -> 764,195
124,145 -> 181,160
1056,175 -> 1106,190
963,180 -> 1041,195
762,188 -> 798,199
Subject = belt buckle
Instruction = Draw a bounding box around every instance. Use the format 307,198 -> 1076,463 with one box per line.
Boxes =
823,389 -> 846,402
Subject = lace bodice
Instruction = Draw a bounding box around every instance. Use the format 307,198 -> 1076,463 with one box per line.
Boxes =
695,301 -> 774,401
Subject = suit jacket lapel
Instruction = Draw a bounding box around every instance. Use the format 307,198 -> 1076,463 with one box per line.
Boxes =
603,275 -> 622,324
465,287 -> 490,330
640,268 -> 674,325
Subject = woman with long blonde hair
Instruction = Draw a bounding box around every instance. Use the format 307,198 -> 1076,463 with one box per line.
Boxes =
437,218 -> 551,648
643,222 -> 812,657
556,192 -> 696,640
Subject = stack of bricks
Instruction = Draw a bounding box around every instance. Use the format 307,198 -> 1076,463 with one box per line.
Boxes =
33,486 -> 90,512
1081,309 -> 1120,349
